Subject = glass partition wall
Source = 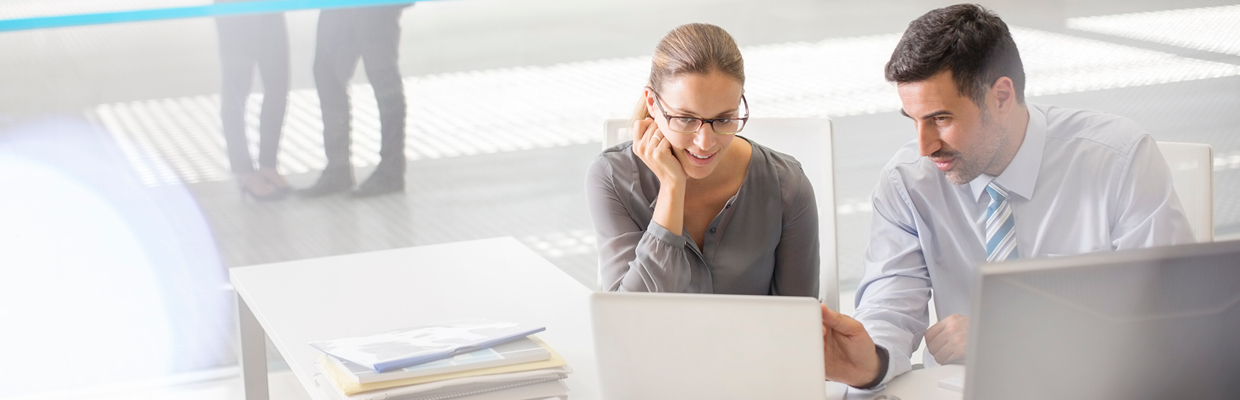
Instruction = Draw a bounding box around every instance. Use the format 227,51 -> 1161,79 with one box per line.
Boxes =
1,0 -> 1237,397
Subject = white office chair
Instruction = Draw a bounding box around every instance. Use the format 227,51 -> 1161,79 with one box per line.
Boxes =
601,118 -> 841,311
1156,142 -> 1214,242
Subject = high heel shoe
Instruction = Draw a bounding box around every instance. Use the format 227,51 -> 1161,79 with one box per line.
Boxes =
239,172 -> 286,201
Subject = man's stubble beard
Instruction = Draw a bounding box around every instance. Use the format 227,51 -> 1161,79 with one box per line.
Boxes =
942,109 -> 1003,185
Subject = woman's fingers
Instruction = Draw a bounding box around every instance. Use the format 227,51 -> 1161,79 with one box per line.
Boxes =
654,130 -> 681,164
630,118 -> 686,185
631,118 -> 650,142
643,120 -> 661,150
641,122 -> 664,160
631,118 -> 656,154
654,132 -> 672,158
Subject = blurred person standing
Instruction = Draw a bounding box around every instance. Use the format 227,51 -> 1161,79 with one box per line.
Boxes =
214,0 -> 292,200
301,4 -> 411,197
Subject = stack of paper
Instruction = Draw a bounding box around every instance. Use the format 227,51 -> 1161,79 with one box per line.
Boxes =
309,319 -> 570,400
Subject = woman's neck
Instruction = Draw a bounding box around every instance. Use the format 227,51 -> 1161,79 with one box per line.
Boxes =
687,137 -> 752,192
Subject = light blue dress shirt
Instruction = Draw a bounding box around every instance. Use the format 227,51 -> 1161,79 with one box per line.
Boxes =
854,103 -> 1196,385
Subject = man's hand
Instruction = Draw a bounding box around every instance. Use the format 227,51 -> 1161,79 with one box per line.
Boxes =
925,314 -> 969,365
821,304 -> 883,387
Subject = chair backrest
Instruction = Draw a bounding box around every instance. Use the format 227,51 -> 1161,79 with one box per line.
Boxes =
600,118 -> 840,311
1156,142 -> 1214,242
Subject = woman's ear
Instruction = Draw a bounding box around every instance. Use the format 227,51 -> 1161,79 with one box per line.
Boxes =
644,88 -> 657,117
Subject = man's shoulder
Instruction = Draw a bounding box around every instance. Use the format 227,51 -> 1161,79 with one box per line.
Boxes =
1037,104 -> 1148,157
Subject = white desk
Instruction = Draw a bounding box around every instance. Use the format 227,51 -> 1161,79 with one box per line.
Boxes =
230,237 -> 601,399
231,236 -> 959,400
843,365 -> 964,400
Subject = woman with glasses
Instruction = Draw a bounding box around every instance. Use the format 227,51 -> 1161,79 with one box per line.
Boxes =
586,23 -> 819,296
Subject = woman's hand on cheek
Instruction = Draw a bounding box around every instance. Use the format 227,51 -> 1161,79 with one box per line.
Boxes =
632,117 -> 688,186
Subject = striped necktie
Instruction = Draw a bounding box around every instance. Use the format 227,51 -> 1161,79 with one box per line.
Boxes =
985,182 -> 1019,262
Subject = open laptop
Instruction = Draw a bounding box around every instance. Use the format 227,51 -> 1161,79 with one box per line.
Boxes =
590,292 -> 826,400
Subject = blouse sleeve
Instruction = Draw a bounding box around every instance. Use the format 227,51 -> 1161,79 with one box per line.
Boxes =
770,162 -> 820,297
585,153 -> 697,292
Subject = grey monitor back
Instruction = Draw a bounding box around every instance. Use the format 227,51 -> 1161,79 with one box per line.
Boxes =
966,240 -> 1240,400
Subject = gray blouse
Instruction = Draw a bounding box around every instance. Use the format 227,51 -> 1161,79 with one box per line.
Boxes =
585,136 -> 820,296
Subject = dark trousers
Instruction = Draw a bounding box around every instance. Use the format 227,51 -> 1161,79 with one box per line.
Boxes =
216,13 -> 289,174
313,5 -> 408,175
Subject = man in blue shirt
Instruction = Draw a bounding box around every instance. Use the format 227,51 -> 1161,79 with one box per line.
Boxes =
820,4 -> 1196,389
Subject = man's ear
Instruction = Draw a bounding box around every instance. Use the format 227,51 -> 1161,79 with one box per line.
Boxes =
990,77 -> 1016,118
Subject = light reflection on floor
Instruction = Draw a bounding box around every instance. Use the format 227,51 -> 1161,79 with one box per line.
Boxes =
0,156 -> 174,396
0,120 -> 232,399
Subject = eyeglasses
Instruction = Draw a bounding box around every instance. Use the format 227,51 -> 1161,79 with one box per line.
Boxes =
648,87 -> 749,134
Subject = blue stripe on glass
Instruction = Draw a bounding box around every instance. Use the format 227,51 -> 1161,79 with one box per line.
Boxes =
0,0 -> 427,32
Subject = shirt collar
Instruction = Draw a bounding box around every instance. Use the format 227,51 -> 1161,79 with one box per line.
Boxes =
968,105 -> 1046,201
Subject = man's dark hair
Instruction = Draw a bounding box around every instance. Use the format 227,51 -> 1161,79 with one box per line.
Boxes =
885,4 -> 1025,107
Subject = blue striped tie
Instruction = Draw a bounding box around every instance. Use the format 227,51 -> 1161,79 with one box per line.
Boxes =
985,182 -> 1019,262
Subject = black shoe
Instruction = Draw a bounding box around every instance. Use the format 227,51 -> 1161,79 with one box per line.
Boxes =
352,170 -> 405,197
299,167 -> 354,197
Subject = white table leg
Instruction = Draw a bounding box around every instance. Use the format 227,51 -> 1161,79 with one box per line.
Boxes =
238,294 -> 270,400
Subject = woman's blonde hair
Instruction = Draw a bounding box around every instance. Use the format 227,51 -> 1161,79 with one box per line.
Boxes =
632,23 -> 745,122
